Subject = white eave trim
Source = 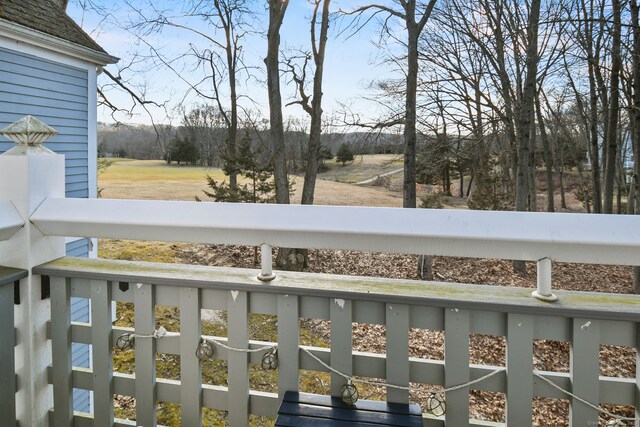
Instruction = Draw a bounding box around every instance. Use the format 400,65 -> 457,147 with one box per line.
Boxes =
0,19 -> 119,66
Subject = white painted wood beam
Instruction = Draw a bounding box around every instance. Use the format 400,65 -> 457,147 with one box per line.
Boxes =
32,197 -> 640,265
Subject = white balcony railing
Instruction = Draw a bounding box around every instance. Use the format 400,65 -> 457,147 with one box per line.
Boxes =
0,117 -> 639,426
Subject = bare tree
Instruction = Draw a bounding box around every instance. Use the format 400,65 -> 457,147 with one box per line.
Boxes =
124,0 -> 256,190
603,0 -> 623,213
181,105 -> 226,166
286,0 -> 332,206
266,0 -> 307,271
344,0 -> 438,208
266,0 -> 291,205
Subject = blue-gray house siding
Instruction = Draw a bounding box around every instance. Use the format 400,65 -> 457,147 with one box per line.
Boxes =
0,46 -> 90,198
1,46 -> 92,412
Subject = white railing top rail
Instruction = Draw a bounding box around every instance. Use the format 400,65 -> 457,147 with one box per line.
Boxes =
30,197 -> 640,266
0,201 -> 24,241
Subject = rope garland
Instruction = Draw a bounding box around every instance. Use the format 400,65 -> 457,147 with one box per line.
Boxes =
533,373 -> 636,424
114,329 -> 637,423
301,347 -> 503,394
116,326 -> 167,350
206,339 -> 276,354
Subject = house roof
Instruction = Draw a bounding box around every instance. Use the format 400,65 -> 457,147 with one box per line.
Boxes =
0,0 -> 107,55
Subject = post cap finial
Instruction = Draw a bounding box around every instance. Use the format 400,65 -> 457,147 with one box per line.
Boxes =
0,116 -> 58,155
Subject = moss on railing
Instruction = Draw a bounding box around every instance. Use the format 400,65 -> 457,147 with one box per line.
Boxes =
0,266 -> 27,287
36,257 -> 640,322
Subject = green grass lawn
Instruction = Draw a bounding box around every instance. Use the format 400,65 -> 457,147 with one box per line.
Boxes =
99,157 -> 406,206
99,159 -> 227,200
103,159 -> 227,182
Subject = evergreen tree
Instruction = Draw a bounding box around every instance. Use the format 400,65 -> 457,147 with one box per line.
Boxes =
198,133 -> 275,204
336,143 -> 354,166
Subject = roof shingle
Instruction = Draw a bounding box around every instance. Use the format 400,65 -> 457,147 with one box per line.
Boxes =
0,0 -> 107,54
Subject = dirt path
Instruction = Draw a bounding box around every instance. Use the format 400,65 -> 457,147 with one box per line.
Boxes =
355,168 -> 403,185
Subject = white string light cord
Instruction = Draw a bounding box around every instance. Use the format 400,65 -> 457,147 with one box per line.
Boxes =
533,373 -> 636,424
208,339 -> 276,354
301,347 -> 503,394
116,326 -> 168,350
301,348 -> 636,425
121,331 -> 637,425
130,326 -> 168,339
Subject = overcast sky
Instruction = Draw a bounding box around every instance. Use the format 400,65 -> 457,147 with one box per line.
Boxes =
68,1 -> 401,126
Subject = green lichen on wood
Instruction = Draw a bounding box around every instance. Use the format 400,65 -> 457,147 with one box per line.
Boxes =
45,257 -> 639,318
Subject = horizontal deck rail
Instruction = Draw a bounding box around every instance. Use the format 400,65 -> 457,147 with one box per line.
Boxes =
31,197 -> 640,265
35,257 -> 640,427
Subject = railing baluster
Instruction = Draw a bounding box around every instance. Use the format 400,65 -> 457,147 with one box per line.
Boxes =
227,290 -> 249,427
180,287 -> 202,426
91,279 -> 114,426
330,298 -> 352,396
445,308 -> 470,427
570,318 -> 600,426
51,276 -> 73,426
506,313 -> 533,425
277,294 -> 299,398
386,303 -> 409,403
0,279 -> 16,424
134,283 -> 156,427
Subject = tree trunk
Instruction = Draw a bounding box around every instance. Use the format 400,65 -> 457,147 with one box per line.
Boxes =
267,0 -> 290,205
603,0 -> 622,213
558,169 -> 567,209
444,160 -> 451,196
266,0 -> 306,271
586,66 -> 602,213
576,159 -> 592,213
528,120 -> 537,212
583,5 -> 603,214
227,52 -> 238,190
536,95 -> 554,212
631,0 -> 640,292
404,15 -> 419,209
417,255 -> 433,281
301,0 -> 331,206
513,0 -> 541,275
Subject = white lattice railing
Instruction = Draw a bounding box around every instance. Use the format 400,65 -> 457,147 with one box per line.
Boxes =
33,256 -> 640,427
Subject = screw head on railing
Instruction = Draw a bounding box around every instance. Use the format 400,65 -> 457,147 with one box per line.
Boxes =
196,339 -> 215,361
427,393 -> 446,416
0,115 -> 58,155
340,382 -> 359,405
261,347 -> 278,370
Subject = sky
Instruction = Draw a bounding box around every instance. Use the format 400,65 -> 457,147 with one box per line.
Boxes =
67,0 -> 402,126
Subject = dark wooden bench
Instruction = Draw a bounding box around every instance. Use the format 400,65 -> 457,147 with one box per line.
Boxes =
275,391 -> 424,426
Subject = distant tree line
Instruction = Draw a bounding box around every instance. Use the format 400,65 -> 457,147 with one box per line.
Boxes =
97,108 -> 403,167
